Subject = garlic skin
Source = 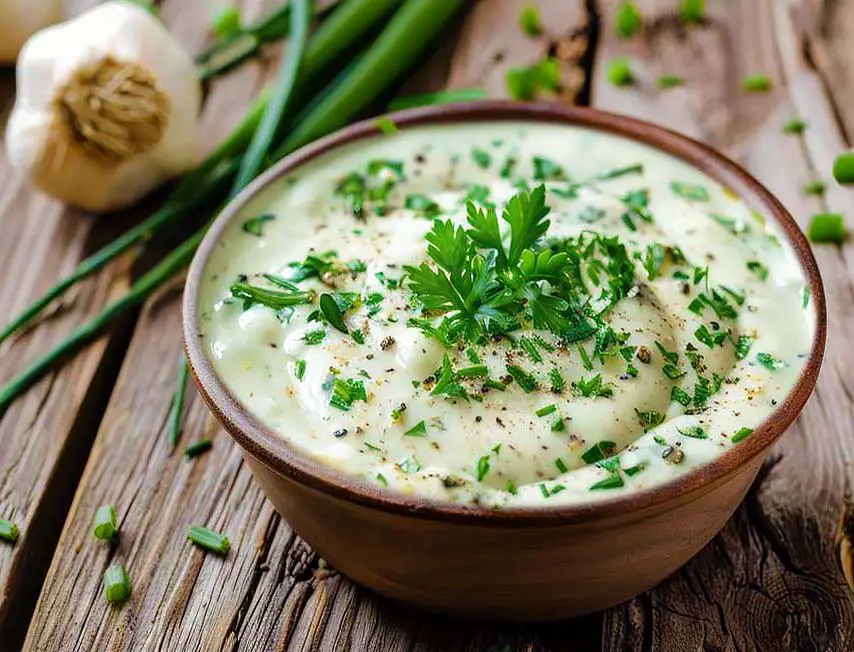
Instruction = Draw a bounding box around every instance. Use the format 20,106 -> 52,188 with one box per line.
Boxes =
5,1 -> 202,212
0,0 -> 64,63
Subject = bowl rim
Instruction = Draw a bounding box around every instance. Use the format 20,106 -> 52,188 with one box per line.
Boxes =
183,100 -> 827,527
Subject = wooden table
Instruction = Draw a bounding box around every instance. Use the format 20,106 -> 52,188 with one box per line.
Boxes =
1,0 -> 853,649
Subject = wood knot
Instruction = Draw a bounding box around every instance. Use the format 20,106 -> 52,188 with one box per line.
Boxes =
54,55 -> 170,163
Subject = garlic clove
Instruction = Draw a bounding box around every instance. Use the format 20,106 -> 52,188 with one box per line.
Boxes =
5,1 -> 202,212
0,0 -> 64,64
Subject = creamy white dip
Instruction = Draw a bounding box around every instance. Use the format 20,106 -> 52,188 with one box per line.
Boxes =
197,121 -> 814,508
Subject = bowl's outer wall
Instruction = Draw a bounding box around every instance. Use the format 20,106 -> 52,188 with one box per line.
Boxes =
245,450 -> 762,620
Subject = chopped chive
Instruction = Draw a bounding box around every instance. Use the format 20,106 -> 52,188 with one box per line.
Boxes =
185,439 -> 213,459
734,334 -> 754,360
590,474 -> 624,491
731,426 -> 754,443
536,403 -> 557,417
0,519 -> 19,544
802,286 -> 811,308
519,4 -> 541,36
241,213 -> 275,236
456,365 -> 488,379
581,440 -> 616,464
670,181 -> 709,201
476,455 -> 491,482
505,58 -> 560,100
624,463 -> 645,477
577,344 -> 593,371
519,336 -> 543,362
376,473 -> 388,486
319,293 -> 348,334
188,525 -> 230,555
329,377 -> 367,411
782,118 -> 807,135
606,57 -> 634,86
506,480 -> 518,495
555,457 -> 569,473
741,74 -> 772,93
93,505 -> 118,540
746,260 -> 769,281
551,416 -> 566,432
466,348 -> 482,364
671,386 -> 691,406
506,365 -> 538,393
388,87 -> 487,111
294,359 -> 306,380
678,0 -> 704,23
375,116 -> 399,135
802,179 -> 826,196
833,152 -> 854,185
677,425 -> 708,439
404,420 -> 427,437
657,74 -> 684,89
808,213 -> 846,243
755,352 -> 785,371
103,564 -> 131,604
211,6 -> 241,38
615,1 -> 642,38
471,147 -> 492,169
549,368 -> 565,393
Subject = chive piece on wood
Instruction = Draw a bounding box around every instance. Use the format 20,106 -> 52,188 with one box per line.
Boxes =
0,519 -> 19,544
93,505 -> 118,541
103,564 -> 131,604
741,74 -> 772,92
615,1 -> 642,38
802,180 -> 826,196
211,6 -> 242,38
519,4 -> 541,36
168,357 -> 190,450
606,57 -> 634,87
188,526 -> 230,555
782,118 -> 807,135
185,439 -> 213,460
678,0 -> 705,23
657,74 -> 683,89
808,213 -> 846,243
832,152 -> 854,185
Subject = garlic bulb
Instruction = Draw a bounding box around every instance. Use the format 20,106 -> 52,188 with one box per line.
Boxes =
0,0 -> 64,63
5,1 -> 202,212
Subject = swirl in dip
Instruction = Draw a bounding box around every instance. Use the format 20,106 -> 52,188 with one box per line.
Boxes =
197,121 -> 814,507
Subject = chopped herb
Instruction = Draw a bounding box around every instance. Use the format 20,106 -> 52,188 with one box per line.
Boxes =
466,348 -> 481,364
695,324 -> 727,348
782,118 -> 807,135
606,57 -> 634,86
590,475 -> 624,490
431,354 -> 469,400
549,368 -> 565,393
581,440 -> 616,464
670,181 -> 709,202
376,473 -> 389,486
573,374 -> 614,398
241,213 -> 275,236
746,260 -> 769,281
404,421 -> 427,437
103,564 -> 131,604
755,352 -> 785,371
532,156 -> 565,181
92,505 -> 118,540
551,416 -> 566,432
635,409 -> 665,430
833,152 -> 854,185
802,286 -> 811,308
624,463 -> 646,476
577,344 -> 593,371
734,335 -> 754,360
693,265 -> 708,286
519,4 -> 541,36
677,425 -> 708,439
539,483 -> 550,499
456,365 -> 488,379
731,426 -> 754,443
741,74 -> 772,92
505,58 -> 560,100
0,519 -> 19,544
231,281 -> 313,312
709,213 -> 747,235
519,336 -> 543,362
536,403 -> 557,417
405,194 -> 441,218
692,376 -> 712,408
671,386 -> 691,406
506,480 -> 518,494
330,377 -> 367,411
476,455 -> 491,481
471,148 -> 492,169
802,180 -> 826,196
188,526 -> 230,555
211,6 -> 241,37
375,116 -> 399,134
387,88 -> 487,111
808,213 -> 846,243
642,243 -> 667,280
319,293 -> 349,334
398,456 -> 422,475
615,1 -> 642,38
657,74 -> 684,89
351,330 -> 365,344
678,0 -> 704,23
507,365 -> 539,393
185,439 -> 212,459
302,328 -> 326,345
533,334 -> 555,352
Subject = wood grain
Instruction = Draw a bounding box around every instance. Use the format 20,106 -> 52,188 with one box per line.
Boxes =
593,1 -> 854,649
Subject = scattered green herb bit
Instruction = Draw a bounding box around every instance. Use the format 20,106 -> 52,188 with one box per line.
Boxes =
677,425 -> 707,439
741,74 -> 772,93
808,212 -> 846,243
330,377 -> 367,411
519,336 -> 543,362
721,286 -> 745,306
519,4 -> 541,36
319,293 -> 349,334
376,473 -> 388,486
431,354 -> 470,400
103,564 -> 131,604
211,5 -> 241,38
231,281 -> 313,312
755,352 -> 785,371
188,526 -> 230,555
351,330 -> 365,345
471,147 -> 492,169
692,376 -> 711,408
93,505 -> 118,540
551,416 -> 566,432
302,328 -> 326,345
375,116 -> 399,135
802,286 -> 811,309
404,193 -> 441,218
653,435 -> 667,446
573,374 -> 614,398
802,179 -> 826,196
533,334 -> 555,352
692,266 -> 708,287
782,118 -> 807,135
833,151 -> 854,185
695,324 -> 727,348
678,0 -> 704,22
456,365 -> 488,379
577,344 -> 594,371
734,335 -> 753,360
746,260 -> 769,281
388,88 -> 487,111
657,74 -> 683,89
655,341 -> 679,365
505,57 -> 560,100
404,421 -> 427,437
398,456 -> 422,475
636,409 -> 665,431
476,455 -> 491,481
288,250 -> 336,282
536,403 -> 557,417
670,181 -> 709,202
709,213 -> 746,235
615,1 -> 642,38
606,57 -> 634,87
466,348 -> 482,364
731,426 -> 754,443
671,386 -> 691,406
347,259 -> 367,273
507,365 -> 538,393
532,156 -> 565,181
590,474 -> 624,490
241,213 -> 274,236
185,439 -> 212,460
624,463 -> 645,476
364,441 -> 383,453
549,368 -> 565,393
581,440 -> 617,464
538,483 -> 550,499
0,519 -> 19,544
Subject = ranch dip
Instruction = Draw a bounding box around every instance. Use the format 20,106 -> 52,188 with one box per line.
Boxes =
196,121 -> 814,508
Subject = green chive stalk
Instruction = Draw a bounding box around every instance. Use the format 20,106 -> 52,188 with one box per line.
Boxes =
167,357 -> 190,449
0,0 -> 467,415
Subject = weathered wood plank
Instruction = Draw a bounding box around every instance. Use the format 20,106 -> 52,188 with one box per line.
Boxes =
592,1 -> 854,649
22,2 -> 603,650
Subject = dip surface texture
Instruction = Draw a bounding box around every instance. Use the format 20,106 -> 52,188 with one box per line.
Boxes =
197,121 -> 813,507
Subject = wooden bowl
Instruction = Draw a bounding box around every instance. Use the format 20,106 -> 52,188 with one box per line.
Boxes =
183,102 -> 826,621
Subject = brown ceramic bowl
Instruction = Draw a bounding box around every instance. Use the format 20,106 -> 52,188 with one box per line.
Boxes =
183,102 -> 826,621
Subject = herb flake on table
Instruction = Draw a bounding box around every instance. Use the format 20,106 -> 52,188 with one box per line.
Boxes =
808,213 -> 846,243
606,57 -> 633,87
0,519 -> 19,544
832,151 -> 854,185
103,564 -> 131,604
615,1 -> 642,38
93,505 -> 118,540
519,4 -> 541,36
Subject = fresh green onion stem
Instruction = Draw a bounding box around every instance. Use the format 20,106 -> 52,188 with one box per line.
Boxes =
92,505 -> 118,540
103,564 -> 131,603
184,439 -> 213,459
188,525 -> 230,554
387,87 -> 487,111
167,357 -> 190,449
